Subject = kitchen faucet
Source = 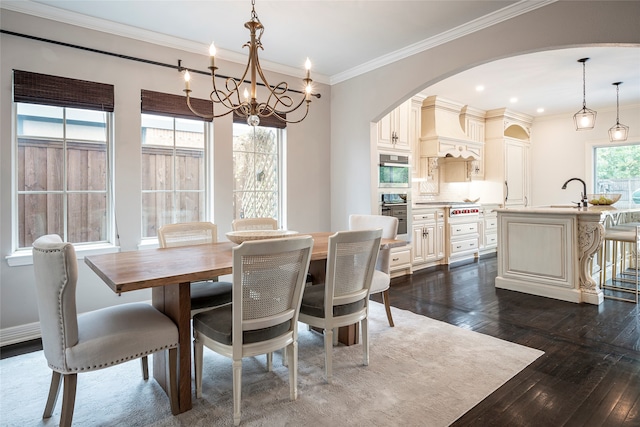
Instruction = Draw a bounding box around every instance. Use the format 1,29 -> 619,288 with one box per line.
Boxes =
561,178 -> 588,207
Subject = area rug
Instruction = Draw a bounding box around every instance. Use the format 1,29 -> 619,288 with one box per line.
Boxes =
0,302 -> 543,426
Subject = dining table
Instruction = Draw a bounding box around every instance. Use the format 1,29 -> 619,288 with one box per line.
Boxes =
84,231 -> 406,414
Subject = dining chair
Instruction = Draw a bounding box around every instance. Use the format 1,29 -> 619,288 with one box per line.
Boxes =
349,214 -> 399,326
32,234 -> 179,427
192,235 -> 313,426
298,229 -> 382,383
158,221 -> 233,315
231,217 -> 278,231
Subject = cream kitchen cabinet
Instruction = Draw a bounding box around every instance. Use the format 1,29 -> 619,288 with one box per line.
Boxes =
389,245 -> 413,278
412,208 -> 444,269
478,205 -> 499,255
484,108 -> 533,208
378,99 -> 411,152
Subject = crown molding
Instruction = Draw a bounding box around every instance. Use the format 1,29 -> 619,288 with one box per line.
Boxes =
330,0 -> 557,85
1,1 -> 331,85
3,0 -> 555,86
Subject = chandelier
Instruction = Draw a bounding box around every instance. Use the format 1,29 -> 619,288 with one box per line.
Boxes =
182,0 -> 317,126
573,58 -> 597,130
609,82 -> 629,142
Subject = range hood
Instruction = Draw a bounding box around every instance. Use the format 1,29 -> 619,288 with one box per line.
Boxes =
419,96 -> 482,160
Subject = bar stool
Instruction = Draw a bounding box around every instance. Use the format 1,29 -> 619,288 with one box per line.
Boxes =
601,225 -> 640,303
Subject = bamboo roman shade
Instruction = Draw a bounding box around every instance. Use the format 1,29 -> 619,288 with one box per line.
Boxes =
233,110 -> 286,129
141,89 -> 213,122
13,70 -> 114,112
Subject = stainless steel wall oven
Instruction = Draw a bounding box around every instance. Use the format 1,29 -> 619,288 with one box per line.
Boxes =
380,193 -> 408,235
379,154 -> 410,188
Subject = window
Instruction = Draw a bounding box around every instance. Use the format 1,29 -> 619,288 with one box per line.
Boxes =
232,119 -> 284,222
140,90 -> 213,239
593,143 -> 640,203
13,71 -> 114,250
141,114 -> 208,238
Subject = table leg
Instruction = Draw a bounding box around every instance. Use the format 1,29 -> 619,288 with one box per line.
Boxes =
152,282 -> 192,414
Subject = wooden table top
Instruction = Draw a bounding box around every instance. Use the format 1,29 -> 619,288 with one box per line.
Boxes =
85,232 -> 405,294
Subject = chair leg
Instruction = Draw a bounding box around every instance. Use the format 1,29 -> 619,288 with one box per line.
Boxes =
43,370 -> 62,419
267,352 -> 273,371
362,317 -> 369,366
167,348 -> 179,415
324,328 -> 333,384
141,355 -> 149,380
232,359 -> 242,426
59,373 -> 77,427
194,334 -> 204,399
288,341 -> 298,400
282,347 -> 289,367
382,290 -> 395,327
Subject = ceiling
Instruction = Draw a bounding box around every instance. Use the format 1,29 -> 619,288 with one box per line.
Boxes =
3,0 -> 639,118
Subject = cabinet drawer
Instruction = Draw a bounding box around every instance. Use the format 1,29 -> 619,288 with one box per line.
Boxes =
450,222 -> 478,236
485,218 -> 498,229
390,249 -> 411,267
450,238 -> 478,254
413,212 -> 436,222
485,233 -> 498,246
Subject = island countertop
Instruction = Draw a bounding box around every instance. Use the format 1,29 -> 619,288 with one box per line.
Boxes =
495,203 -> 640,217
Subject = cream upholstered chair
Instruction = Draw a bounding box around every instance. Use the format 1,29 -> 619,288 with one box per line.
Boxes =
231,217 -> 278,231
32,234 -> 179,427
298,229 -> 382,383
349,214 -> 398,326
158,222 -> 233,315
192,235 -> 313,426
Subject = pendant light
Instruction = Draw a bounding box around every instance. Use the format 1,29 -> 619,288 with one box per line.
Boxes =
573,58 -> 597,130
608,82 -> 629,142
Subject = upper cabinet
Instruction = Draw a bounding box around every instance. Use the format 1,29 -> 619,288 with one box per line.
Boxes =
377,99 -> 411,153
484,108 -> 533,208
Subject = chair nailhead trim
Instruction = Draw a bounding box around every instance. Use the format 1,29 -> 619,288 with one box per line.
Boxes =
57,343 -> 179,372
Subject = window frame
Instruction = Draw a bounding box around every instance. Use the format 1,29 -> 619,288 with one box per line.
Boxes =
586,139 -> 640,196
232,121 -> 286,227
8,103 -> 117,266
139,113 -> 213,243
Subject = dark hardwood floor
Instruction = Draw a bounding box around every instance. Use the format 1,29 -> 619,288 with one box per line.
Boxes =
3,254 -> 639,426
373,254 -> 640,427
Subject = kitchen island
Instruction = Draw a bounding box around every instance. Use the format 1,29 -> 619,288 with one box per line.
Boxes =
495,204 -> 640,305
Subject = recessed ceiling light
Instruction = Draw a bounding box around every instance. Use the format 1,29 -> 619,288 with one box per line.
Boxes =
510,97 -> 518,103
537,108 -> 545,113
475,85 -> 484,92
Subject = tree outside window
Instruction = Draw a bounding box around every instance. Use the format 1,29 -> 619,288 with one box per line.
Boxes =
594,143 -> 640,203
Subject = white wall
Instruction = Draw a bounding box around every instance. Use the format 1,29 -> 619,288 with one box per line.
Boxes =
0,10 -> 331,343
329,1 -> 640,231
531,105 -> 640,207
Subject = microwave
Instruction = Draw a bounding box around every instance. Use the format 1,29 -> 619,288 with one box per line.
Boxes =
379,154 -> 410,188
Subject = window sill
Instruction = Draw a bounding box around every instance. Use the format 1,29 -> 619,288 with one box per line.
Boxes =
5,243 -> 120,267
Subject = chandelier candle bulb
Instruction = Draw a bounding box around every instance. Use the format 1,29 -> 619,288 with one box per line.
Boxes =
209,42 -> 216,68
184,70 -> 191,91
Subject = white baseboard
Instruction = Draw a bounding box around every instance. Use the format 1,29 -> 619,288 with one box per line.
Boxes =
1,322 -> 42,347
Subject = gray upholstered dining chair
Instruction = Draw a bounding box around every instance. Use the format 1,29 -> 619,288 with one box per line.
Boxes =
349,214 -> 399,327
32,234 -> 179,427
158,221 -> 233,315
192,235 -> 313,426
298,229 -> 382,383
231,217 -> 278,231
